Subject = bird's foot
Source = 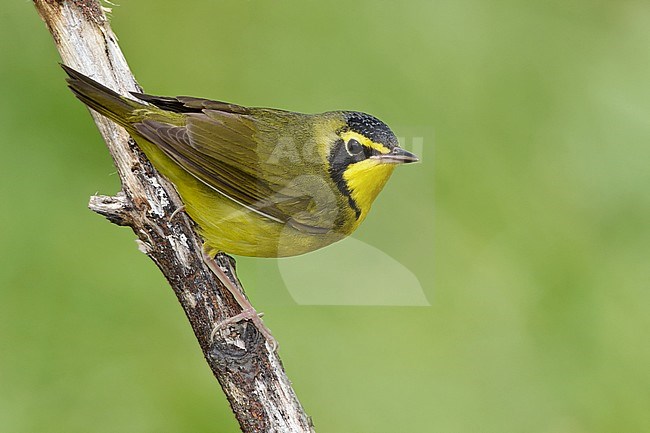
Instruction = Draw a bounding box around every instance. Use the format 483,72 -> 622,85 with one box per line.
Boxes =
168,205 -> 186,222
209,307 -> 277,352
202,247 -> 277,352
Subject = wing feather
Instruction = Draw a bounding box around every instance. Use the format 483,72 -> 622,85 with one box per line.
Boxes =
132,101 -> 340,231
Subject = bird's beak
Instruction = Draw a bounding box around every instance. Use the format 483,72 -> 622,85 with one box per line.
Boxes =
373,147 -> 419,164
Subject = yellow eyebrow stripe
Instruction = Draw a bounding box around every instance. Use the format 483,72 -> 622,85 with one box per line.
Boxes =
340,131 -> 390,154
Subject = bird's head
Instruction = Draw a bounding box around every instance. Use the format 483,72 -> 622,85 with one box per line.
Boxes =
326,111 -> 418,224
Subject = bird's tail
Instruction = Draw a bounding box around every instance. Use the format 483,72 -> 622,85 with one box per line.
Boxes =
61,64 -> 142,127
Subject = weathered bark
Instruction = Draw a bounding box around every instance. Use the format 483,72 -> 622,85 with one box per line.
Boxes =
34,1 -> 315,432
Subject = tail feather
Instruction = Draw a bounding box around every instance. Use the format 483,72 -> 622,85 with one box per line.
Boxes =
61,64 -> 140,127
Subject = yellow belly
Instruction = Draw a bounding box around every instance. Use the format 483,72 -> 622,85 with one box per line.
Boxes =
182,180 -> 347,257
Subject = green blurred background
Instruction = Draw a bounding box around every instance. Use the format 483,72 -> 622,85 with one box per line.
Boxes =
2,1 -> 649,432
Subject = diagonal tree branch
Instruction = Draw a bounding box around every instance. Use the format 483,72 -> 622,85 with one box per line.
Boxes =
34,1 -> 315,432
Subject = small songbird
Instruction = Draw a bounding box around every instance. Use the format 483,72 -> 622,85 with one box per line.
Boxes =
63,65 -> 418,348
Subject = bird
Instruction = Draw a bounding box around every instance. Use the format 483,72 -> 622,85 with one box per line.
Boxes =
62,64 -> 418,349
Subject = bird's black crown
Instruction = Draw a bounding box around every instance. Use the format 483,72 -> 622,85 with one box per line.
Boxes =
342,112 -> 399,149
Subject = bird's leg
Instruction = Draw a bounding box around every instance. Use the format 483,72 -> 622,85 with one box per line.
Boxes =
201,247 -> 277,351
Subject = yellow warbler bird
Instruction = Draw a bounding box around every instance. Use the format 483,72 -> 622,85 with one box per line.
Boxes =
62,65 -> 418,348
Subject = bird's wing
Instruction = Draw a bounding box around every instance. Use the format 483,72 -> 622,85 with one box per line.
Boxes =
132,95 -> 339,233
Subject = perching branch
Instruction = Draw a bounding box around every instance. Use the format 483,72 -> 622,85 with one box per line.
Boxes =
33,1 -> 315,432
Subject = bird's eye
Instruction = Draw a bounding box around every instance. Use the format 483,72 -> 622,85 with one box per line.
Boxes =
345,138 -> 364,156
